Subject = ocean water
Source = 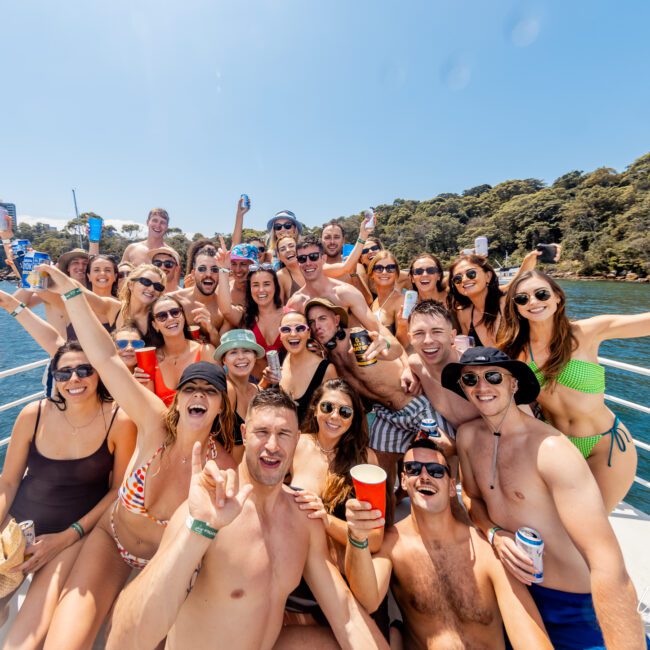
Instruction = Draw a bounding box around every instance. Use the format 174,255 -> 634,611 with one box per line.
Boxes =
0,279 -> 648,511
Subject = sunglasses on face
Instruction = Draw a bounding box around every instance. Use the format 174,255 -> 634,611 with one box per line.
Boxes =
53,364 -> 95,382
256,246 -> 266,253
513,288 -> 552,306
362,244 -> 381,255
273,222 -> 294,231
152,259 -> 177,269
373,263 -> 397,274
279,324 -> 309,335
115,339 -> 146,350
133,277 -> 165,292
249,263 -> 274,273
460,370 -> 511,387
117,271 -> 130,279
196,265 -> 219,274
403,461 -> 450,479
297,252 -> 321,264
319,401 -> 353,419
412,266 -> 439,276
452,268 -> 478,285
154,307 -> 184,323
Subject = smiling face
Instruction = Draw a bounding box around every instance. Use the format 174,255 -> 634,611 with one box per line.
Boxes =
280,311 -> 310,355
360,239 -> 382,266
408,312 -> 455,367
88,257 -> 116,292
401,446 -> 454,513
244,406 -> 299,486
131,270 -> 164,305
114,329 -> 143,369
277,237 -> 297,265
411,256 -> 441,294
272,219 -> 297,240
176,379 -> 223,431
152,253 -> 177,277
451,259 -> 490,298
193,254 -> 220,296
54,351 -> 98,402
67,257 -> 89,283
512,276 -> 560,323
231,259 -> 253,282
459,364 -> 516,417
321,225 -> 344,258
249,271 -> 275,307
152,297 -> 186,338
315,388 -> 353,448
147,212 -> 169,239
117,264 -> 133,292
307,305 -> 340,345
223,347 -> 256,379
297,245 -> 323,281
370,253 -> 398,289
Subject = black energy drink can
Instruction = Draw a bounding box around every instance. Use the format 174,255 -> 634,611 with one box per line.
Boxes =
349,328 -> 377,366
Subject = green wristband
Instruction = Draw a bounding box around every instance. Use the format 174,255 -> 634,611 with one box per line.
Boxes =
70,522 -> 85,539
357,238 -> 366,245
62,287 -> 83,301
186,515 -> 218,540
347,530 -> 369,549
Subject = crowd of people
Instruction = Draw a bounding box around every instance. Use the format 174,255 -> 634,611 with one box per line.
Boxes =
0,200 -> 649,650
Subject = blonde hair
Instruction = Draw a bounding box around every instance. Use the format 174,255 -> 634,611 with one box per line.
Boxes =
118,264 -> 166,324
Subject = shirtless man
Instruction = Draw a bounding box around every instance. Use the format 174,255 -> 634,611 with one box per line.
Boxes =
441,347 -> 646,649
345,437 -> 552,649
171,251 -> 224,347
305,298 -> 449,498
121,208 -> 176,266
147,247 -> 181,293
321,221 -> 372,304
108,390 -> 388,650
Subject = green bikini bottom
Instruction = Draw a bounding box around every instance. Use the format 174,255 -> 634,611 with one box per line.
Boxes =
566,416 -> 630,467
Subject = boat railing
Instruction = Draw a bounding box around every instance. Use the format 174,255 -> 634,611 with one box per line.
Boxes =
1,355 -> 649,485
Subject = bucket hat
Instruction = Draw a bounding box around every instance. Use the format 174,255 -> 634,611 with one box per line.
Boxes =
57,249 -> 90,275
266,210 -> 303,234
230,244 -> 259,263
304,298 -> 349,329
214,329 -> 265,362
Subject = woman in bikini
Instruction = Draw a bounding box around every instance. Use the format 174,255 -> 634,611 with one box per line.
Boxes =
0,341 -> 136,648
409,253 -> 447,304
37,264 -> 235,650
140,295 -> 216,406
368,251 -> 409,348
277,311 -> 338,425
498,270 -> 650,511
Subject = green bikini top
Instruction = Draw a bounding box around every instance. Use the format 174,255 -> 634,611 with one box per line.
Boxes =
527,346 -> 605,394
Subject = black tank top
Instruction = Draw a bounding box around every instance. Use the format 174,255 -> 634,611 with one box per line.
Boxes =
10,401 -> 117,534
295,360 -> 331,425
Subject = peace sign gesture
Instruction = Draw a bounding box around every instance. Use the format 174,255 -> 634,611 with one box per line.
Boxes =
187,442 -> 253,530
216,235 -> 231,269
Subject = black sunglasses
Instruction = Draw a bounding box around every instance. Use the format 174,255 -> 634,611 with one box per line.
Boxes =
372,263 -> 397,274
362,244 -> 381,255
297,252 -> 321,264
154,307 -> 184,323
273,222 -> 295,231
403,461 -> 450,478
117,271 -> 130,279
196,265 -> 219,274
460,370 -> 511,387
513,288 -> 552,306
452,268 -> 478,285
133,277 -> 165,292
152,259 -> 177,269
115,339 -> 146,350
412,266 -> 439,276
53,364 -> 95,382
319,401 -> 353,419
256,246 -> 266,253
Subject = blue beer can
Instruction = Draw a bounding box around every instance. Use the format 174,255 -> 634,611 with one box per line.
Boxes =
240,194 -> 251,210
21,251 -> 50,290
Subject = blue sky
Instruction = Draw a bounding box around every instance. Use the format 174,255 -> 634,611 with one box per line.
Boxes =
1,0 -> 649,234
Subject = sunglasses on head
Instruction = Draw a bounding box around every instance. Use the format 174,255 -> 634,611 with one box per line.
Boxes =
460,370 -> 511,387
196,265 -> 219,274
297,252 -> 321,264
452,268 -> 478,285
513,288 -> 552,306
403,461 -> 450,478
273,222 -> 295,231
362,244 -> 381,255
133,277 -> 165,292
279,324 -> 309,335
249,263 -> 274,273
53,364 -> 95,382
319,401 -> 353,419
154,307 -> 184,323
412,266 -> 439,276
115,339 -> 146,350
152,259 -> 177,269
372,263 -> 397,274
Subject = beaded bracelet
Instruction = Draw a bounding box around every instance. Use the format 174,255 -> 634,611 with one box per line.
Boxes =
70,522 -> 85,539
347,530 -> 369,549
10,302 -> 26,318
62,287 -> 83,301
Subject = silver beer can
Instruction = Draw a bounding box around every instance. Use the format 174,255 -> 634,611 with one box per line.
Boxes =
515,526 -> 544,583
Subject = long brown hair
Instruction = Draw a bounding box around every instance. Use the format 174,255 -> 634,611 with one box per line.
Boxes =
447,254 -> 503,334
302,379 -> 369,514
497,271 -> 577,387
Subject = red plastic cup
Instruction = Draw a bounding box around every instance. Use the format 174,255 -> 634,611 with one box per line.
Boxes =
350,464 -> 387,527
135,347 -> 157,378
188,325 -> 201,340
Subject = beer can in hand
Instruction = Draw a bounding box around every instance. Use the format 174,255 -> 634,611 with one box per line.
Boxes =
240,194 -> 251,210
515,527 -> 544,583
266,350 -> 282,381
362,208 -> 375,230
402,290 -> 418,319
21,252 -> 50,290
349,328 -> 377,367
19,520 -> 36,546
416,418 -> 440,440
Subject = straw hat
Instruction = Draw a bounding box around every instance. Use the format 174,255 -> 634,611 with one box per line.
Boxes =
0,520 -> 26,598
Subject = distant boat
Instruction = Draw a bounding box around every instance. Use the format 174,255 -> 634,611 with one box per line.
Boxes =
494,252 -> 519,285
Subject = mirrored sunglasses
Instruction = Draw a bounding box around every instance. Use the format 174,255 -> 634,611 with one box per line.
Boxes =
452,268 -> 478,285
319,401 -> 353,419
460,370 -> 510,387
513,288 -> 552,306
115,339 -> 146,350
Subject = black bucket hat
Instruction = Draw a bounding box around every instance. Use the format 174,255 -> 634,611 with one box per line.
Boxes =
176,362 -> 227,392
441,347 -> 540,405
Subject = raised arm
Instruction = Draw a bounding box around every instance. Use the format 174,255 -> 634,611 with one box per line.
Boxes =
578,312 -> 650,346
323,220 -> 373,278
0,290 -> 65,355
230,196 -> 249,247
38,264 -> 167,431
540,436 -> 646,649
